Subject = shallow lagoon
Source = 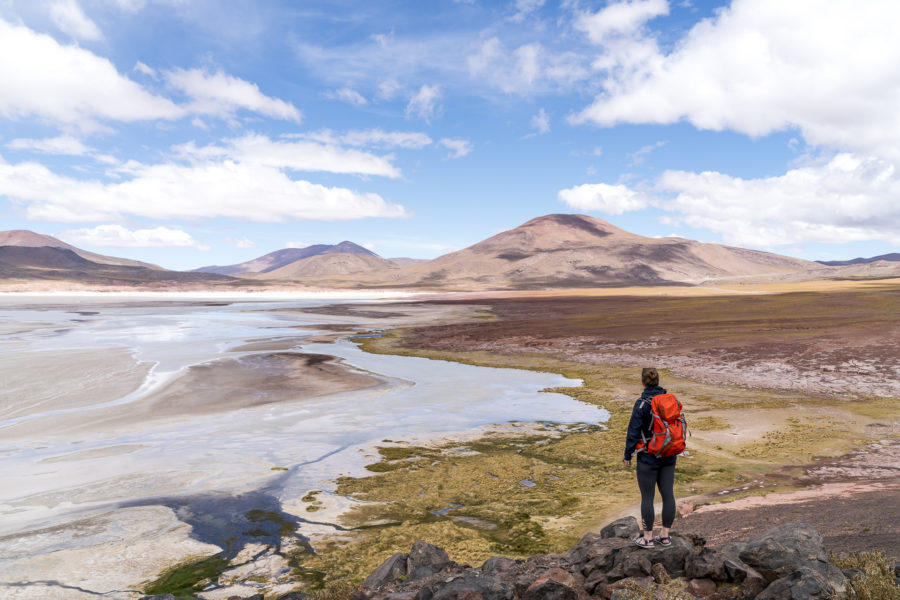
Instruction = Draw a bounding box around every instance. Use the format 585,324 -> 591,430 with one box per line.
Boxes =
0,294 -> 608,596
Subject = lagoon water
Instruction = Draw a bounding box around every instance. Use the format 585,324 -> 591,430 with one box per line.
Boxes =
0,294 -> 608,596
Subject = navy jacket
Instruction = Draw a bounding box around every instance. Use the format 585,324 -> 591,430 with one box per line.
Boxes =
624,385 -> 677,466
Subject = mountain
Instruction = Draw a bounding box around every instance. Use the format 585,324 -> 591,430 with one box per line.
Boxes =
195,241 -> 380,275
257,253 -> 396,279
357,214 -> 819,289
0,230 -> 161,269
0,230 -> 236,287
817,253 -> 900,266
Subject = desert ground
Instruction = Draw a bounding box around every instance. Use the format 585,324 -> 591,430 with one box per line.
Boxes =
285,279 -> 899,588
1,281 -> 897,598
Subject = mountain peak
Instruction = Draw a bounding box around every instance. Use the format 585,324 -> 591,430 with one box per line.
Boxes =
0,230 -> 71,248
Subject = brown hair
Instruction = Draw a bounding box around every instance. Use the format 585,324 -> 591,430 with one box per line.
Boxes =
641,367 -> 659,387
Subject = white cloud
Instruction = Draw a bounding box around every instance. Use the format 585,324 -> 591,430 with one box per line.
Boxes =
466,37 -> 589,94
405,84 -> 442,123
510,0 -> 545,23
225,237 -> 255,249
363,242 -> 377,251
628,140 -> 666,165
59,224 -> 207,249
7,135 -> 91,156
298,129 -> 433,150
50,0 -> 103,41
0,18 -> 182,127
330,87 -> 368,106
133,61 -> 157,77
657,153 -> 900,247
530,108 -> 550,135
574,0 -> 668,44
558,182 -> 650,214
571,0 -> 900,163
166,67 -> 302,122
285,241 -> 310,249
174,134 -> 402,178
0,157 -> 408,223
377,79 -> 403,101
439,138 -> 473,159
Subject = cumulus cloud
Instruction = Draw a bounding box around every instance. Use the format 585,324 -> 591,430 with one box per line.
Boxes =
405,84 -> 442,123
50,0 -> 103,41
571,0 -> 900,163
298,129 -> 433,149
377,79 -> 403,100
510,0 -> 545,23
7,135 -> 92,156
330,87 -> 368,106
285,241 -> 310,249
166,68 -> 302,122
573,0 -> 668,44
0,157 -> 408,223
628,140 -> 666,165
658,154 -> 900,247
439,138 -> 473,159
0,18 -> 182,127
558,182 -> 650,214
530,108 -> 550,135
59,224 -> 207,249
174,134 -> 401,178
466,37 -> 588,94
225,237 -> 255,248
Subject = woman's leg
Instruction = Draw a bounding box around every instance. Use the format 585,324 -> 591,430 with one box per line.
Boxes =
636,461 -> 658,536
657,463 -> 676,535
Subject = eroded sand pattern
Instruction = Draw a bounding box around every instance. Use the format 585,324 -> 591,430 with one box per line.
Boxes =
0,294 -> 604,598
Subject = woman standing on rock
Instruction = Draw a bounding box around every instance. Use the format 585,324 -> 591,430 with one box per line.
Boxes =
622,367 -> 679,548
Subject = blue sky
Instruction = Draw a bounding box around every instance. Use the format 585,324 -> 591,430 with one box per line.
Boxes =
1,0 -> 898,270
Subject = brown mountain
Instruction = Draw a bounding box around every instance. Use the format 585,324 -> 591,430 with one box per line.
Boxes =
195,241 -> 380,275
257,252 -> 396,280
0,230 -> 235,287
357,214 -> 818,289
0,230 -> 161,269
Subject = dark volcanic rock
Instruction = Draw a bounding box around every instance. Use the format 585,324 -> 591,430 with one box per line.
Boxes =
754,567 -> 839,599
357,521 -> 851,600
407,541 -> 453,581
365,553 -> 410,589
738,521 -> 845,595
600,517 -> 640,540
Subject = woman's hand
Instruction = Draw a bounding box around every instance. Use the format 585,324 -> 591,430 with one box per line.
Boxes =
622,459 -> 632,468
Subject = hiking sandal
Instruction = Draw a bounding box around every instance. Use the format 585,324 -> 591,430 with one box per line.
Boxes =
634,537 -> 654,548
653,536 -> 672,547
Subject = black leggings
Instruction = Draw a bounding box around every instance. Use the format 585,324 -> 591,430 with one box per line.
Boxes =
636,460 -> 676,532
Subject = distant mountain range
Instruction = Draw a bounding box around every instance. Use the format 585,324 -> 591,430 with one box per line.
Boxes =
817,253 -> 900,266
2,216 -> 899,290
0,230 -> 234,287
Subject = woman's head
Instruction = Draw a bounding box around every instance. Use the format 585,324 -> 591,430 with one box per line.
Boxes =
641,367 -> 659,387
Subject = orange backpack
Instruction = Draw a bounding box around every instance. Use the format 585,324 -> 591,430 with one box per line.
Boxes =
635,393 -> 688,458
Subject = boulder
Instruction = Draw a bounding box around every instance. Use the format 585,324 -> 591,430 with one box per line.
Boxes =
408,541 -> 453,581
601,576 -> 653,600
365,553 -> 410,589
522,568 -> 582,600
566,535 -> 628,568
650,562 -> 671,585
684,577 -> 716,598
738,522 -> 828,582
140,595 -> 176,600
274,592 -> 311,600
480,556 -> 517,577
425,572 -> 515,600
600,517 -> 640,540
754,566 -> 840,600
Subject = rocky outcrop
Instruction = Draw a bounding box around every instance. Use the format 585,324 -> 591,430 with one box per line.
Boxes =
352,521 -> 849,600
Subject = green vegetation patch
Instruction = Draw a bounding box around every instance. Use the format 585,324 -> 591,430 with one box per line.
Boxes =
832,551 -> 900,600
142,553 -> 230,598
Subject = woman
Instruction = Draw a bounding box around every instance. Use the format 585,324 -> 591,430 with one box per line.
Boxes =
622,367 -> 676,548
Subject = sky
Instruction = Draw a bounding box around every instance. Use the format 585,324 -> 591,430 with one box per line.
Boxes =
1,0 -> 899,270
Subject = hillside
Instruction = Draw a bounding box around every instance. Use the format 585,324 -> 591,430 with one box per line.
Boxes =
257,252 -> 396,279
356,214 -> 818,289
0,230 -> 162,269
0,230 -> 237,287
195,241 -> 380,275
818,252 -> 900,266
